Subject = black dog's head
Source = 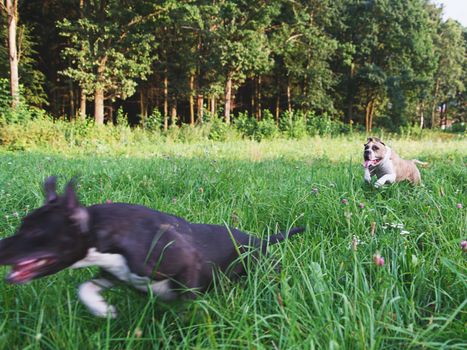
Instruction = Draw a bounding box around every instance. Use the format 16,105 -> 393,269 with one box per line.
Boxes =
0,177 -> 90,284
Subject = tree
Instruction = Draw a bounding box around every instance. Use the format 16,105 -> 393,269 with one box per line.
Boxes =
333,0 -> 438,131
0,6 -> 48,107
430,19 -> 465,128
1,0 -> 19,107
58,0 -> 166,124
208,0 -> 278,124
272,0 -> 339,118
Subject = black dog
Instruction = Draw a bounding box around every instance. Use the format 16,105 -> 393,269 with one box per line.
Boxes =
0,177 -> 305,317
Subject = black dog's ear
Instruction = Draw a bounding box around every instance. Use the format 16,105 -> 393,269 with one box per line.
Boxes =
63,179 -> 79,210
63,179 -> 89,232
44,176 -> 58,203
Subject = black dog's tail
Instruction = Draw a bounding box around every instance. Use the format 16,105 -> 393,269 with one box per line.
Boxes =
262,227 -> 306,249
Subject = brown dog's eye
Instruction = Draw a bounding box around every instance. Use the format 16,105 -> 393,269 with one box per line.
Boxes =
372,146 -> 379,151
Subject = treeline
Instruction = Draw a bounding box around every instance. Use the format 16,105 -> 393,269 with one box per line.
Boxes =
1,0 -> 466,132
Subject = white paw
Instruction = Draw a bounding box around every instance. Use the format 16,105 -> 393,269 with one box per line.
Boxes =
78,280 -> 117,318
87,302 -> 117,318
374,182 -> 383,189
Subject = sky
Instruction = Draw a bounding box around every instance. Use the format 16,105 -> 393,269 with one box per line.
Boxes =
437,0 -> 467,26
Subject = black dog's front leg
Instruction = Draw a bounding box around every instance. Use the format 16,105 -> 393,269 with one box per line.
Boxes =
77,271 -> 116,318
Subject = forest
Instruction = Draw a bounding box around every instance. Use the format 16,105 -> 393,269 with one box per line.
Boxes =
1,0 -> 466,133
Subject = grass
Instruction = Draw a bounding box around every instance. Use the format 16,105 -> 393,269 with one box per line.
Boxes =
0,136 -> 465,349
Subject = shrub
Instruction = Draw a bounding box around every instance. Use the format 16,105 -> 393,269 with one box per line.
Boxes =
280,110 -> 307,139
144,109 -> 163,132
306,112 -> 349,137
0,78 -> 34,124
256,110 -> 278,141
234,111 -> 257,138
208,116 -> 230,141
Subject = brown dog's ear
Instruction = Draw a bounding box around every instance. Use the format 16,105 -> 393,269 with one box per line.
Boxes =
44,176 -> 58,203
374,137 -> 385,146
367,137 -> 373,142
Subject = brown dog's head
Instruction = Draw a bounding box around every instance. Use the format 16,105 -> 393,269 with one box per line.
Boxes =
363,137 -> 388,168
0,177 -> 90,284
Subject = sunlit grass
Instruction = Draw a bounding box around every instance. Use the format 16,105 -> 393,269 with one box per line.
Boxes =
0,136 -> 465,349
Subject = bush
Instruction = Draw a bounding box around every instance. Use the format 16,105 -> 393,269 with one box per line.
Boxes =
256,110 -> 278,141
145,109 -> 163,132
448,121 -> 465,133
306,111 -> 349,136
0,78 -> 35,124
234,111 -> 257,138
280,110 -> 307,139
208,116 -> 230,141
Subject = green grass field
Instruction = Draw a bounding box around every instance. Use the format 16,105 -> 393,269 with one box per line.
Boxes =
0,136 -> 465,349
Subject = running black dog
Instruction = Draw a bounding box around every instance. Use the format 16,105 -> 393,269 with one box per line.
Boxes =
0,177 -> 305,317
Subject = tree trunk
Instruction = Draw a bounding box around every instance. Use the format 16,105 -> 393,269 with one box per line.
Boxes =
94,88 -> 104,125
69,83 -> 75,120
94,57 -> 107,124
140,89 -> 147,126
6,0 -> 19,108
79,89 -> 86,121
368,100 -> 375,133
418,103 -> 424,129
255,76 -> 262,120
439,103 -> 447,129
346,63 -> 355,123
287,76 -> 292,112
163,72 -> 168,131
275,95 -> 280,126
189,74 -> 195,126
170,96 -> 177,127
251,79 -> 255,117
78,0 -> 86,121
197,94 -> 204,124
224,73 -> 232,124
431,79 -> 440,128
365,101 -> 371,133
108,106 -> 113,124
210,95 -> 216,117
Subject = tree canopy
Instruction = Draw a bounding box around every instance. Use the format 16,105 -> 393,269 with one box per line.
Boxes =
1,0 -> 465,130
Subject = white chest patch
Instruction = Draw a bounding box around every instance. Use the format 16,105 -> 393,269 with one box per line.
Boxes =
71,248 -> 174,299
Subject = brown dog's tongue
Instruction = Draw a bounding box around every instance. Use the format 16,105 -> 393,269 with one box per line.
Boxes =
364,160 -> 371,168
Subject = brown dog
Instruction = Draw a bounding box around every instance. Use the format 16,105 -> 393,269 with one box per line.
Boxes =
363,137 -> 426,188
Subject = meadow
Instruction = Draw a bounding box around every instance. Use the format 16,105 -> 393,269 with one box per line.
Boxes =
0,135 -> 465,349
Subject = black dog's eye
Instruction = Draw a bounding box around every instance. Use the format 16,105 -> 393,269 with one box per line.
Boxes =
372,146 -> 379,151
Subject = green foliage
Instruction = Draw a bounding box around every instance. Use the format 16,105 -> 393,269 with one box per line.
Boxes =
280,110 -> 308,139
234,111 -> 258,138
58,1 -> 162,100
145,109 -> 163,132
306,111 -> 350,136
234,110 -> 278,141
256,110 -> 278,141
207,115 -> 231,141
0,79 -> 41,124
0,15 -> 48,107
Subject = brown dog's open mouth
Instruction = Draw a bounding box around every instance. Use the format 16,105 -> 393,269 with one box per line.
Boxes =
7,257 -> 56,284
363,159 -> 381,168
